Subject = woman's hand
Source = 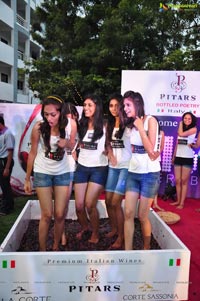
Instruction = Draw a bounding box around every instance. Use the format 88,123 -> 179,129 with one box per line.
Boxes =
133,116 -> 144,131
24,179 -> 32,195
148,150 -> 160,161
57,138 -> 67,149
107,151 -> 117,166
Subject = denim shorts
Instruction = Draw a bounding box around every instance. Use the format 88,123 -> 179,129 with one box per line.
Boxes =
105,167 -> 128,195
126,171 -> 160,198
33,172 -> 71,187
74,164 -> 108,186
69,171 -> 75,182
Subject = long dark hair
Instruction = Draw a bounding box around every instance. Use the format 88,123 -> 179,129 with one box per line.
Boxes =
182,112 -> 197,131
78,94 -> 104,142
40,95 -> 68,155
107,93 -> 124,141
64,102 -> 79,120
64,102 -> 79,129
122,90 -> 145,129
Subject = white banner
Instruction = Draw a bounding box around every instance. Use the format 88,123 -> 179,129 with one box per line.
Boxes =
0,200 -> 190,301
0,251 -> 190,300
121,70 -> 200,117
121,70 -> 200,198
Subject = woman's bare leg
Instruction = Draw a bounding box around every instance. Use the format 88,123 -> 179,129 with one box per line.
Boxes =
36,187 -> 54,251
85,182 -> 104,243
53,185 -> 69,250
74,182 -> 89,239
105,191 -> 117,238
124,191 -> 139,250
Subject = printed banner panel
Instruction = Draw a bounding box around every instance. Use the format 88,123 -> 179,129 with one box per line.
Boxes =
121,71 -> 200,198
0,250 -> 190,300
0,103 -> 42,195
121,70 -> 200,117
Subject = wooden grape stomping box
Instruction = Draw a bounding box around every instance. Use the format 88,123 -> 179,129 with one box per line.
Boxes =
0,200 -> 190,301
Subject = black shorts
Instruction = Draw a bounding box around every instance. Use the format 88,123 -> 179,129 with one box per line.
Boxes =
174,156 -> 193,167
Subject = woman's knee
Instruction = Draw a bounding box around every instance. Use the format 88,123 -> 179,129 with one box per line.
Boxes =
138,212 -> 149,223
86,203 -> 96,215
175,178 -> 181,185
124,208 -> 134,220
75,198 -> 85,212
41,212 -> 52,223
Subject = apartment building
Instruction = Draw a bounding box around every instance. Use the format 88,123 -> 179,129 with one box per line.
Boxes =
0,0 -> 42,103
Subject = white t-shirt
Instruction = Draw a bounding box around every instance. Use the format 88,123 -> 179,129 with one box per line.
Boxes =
0,128 -> 15,158
34,121 -> 71,175
176,133 -> 196,159
128,116 -> 161,174
78,128 -> 108,167
109,127 -> 132,169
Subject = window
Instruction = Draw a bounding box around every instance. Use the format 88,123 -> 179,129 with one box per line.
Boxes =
0,38 -> 8,45
17,80 -> 24,90
1,73 -> 8,83
18,50 -> 24,60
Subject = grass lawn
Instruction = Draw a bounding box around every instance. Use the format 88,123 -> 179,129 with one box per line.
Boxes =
0,194 -> 37,244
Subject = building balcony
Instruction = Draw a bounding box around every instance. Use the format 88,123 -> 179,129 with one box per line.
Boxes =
0,42 -> 14,66
17,91 -> 29,103
17,14 -> 28,30
0,1 -> 14,28
0,82 -> 13,102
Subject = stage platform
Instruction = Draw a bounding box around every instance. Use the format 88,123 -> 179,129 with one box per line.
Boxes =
0,199 -> 190,301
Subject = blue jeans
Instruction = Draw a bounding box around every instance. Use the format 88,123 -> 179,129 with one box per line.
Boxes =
105,167 -> 128,195
126,171 -> 160,198
33,172 -> 71,187
74,164 -> 108,186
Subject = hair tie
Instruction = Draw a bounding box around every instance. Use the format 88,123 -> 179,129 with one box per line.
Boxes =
47,95 -> 63,103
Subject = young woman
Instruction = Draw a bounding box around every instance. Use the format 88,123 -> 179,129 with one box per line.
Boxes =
73,95 -> 108,244
61,102 -> 78,246
105,94 -> 132,249
24,96 -> 76,251
122,91 -> 161,250
171,112 -> 197,209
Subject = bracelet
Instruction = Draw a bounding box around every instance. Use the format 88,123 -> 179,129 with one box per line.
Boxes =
25,178 -> 30,181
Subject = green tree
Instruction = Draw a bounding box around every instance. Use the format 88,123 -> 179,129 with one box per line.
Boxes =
27,0 -> 200,105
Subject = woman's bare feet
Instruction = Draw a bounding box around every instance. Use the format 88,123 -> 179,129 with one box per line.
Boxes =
177,204 -> 184,209
153,204 -> 164,211
76,228 -> 89,240
52,243 -> 59,251
170,201 -> 180,206
105,230 -> 117,238
88,232 -> 99,244
61,233 -> 67,246
110,237 -> 124,250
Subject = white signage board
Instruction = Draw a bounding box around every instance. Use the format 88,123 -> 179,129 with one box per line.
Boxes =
0,200 -> 190,301
121,70 -> 200,117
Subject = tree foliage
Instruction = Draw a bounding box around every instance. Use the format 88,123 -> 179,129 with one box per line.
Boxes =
27,0 -> 200,105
